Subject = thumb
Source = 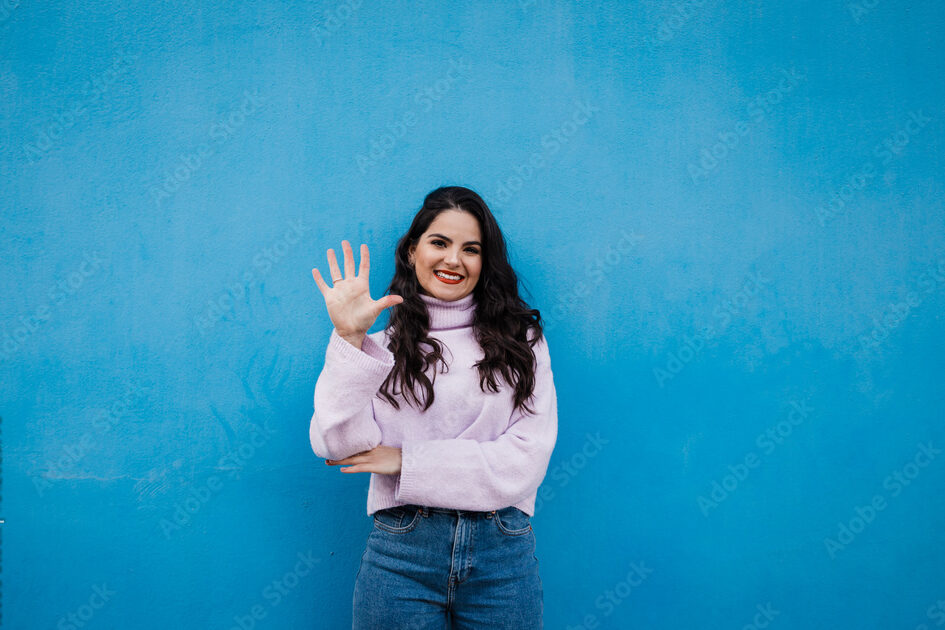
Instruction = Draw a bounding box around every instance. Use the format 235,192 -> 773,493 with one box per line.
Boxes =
375,294 -> 403,314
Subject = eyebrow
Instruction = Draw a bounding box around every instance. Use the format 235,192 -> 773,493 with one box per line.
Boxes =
427,233 -> 482,247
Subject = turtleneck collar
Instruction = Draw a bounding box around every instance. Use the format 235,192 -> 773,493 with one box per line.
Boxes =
418,292 -> 476,330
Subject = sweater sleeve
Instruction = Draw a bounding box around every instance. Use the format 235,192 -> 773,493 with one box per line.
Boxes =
394,334 -> 558,511
309,328 -> 395,461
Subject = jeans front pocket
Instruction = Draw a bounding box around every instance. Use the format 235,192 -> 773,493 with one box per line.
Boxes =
493,506 -> 532,536
372,504 -> 422,534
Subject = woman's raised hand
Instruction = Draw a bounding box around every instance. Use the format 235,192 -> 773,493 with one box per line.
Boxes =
311,241 -> 403,343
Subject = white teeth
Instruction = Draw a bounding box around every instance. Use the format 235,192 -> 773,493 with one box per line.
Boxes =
435,271 -> 461,280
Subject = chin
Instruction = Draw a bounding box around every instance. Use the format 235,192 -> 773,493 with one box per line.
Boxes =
427,286 -> 463,300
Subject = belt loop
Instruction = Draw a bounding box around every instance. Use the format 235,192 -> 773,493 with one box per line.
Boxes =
420,505 -> 428,518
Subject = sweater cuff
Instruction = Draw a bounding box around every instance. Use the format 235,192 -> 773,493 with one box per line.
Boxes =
327,329 -> 394,371
394,441 -> 420,504
361,332 -> 395,364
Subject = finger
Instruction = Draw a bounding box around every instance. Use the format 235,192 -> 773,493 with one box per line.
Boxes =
342,240 -> 356,280
340,465 -> 366,473
333,449 -> 371,462
374,294 -> 403,318
358,243 -> 369,279
312,268 -> 329,295
329,454 -> 364,465
327,248 -> 342,284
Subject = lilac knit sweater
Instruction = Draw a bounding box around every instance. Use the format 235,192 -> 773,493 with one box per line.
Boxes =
309,292 -> 558,516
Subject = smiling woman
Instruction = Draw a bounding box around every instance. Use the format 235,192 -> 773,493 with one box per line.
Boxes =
407,210 -> 482,298
308,186 -> 557,629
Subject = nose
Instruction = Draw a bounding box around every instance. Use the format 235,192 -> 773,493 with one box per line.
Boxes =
443,248 -> 460,266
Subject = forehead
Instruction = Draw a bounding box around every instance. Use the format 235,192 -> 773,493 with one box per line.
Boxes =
425,210 -> 481,238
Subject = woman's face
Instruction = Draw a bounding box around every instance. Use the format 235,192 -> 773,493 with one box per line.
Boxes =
408,210 -> 483,301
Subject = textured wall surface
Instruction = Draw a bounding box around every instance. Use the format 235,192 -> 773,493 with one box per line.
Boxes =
2,1 -> 944,628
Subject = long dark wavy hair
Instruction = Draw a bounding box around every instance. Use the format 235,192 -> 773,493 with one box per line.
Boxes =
377,186 -> 545,417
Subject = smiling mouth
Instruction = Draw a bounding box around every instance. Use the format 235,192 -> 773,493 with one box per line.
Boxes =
434,270 -> 464,283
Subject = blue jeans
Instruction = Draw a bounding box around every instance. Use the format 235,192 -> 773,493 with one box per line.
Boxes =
352,504 -> 543,629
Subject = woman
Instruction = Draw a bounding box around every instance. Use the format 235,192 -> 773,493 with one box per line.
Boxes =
309,186 -> 558,629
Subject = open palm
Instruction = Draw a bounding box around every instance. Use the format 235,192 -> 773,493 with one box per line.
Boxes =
311,240 -> 403,339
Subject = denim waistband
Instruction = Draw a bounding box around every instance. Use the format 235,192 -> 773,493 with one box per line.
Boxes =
409,504 -> 499,519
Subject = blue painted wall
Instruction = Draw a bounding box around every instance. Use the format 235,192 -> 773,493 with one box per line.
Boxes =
2,1 -> 944,628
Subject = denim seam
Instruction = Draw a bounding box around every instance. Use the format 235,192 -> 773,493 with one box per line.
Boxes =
494,512 -> 532,536
373,507 -> 421,534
